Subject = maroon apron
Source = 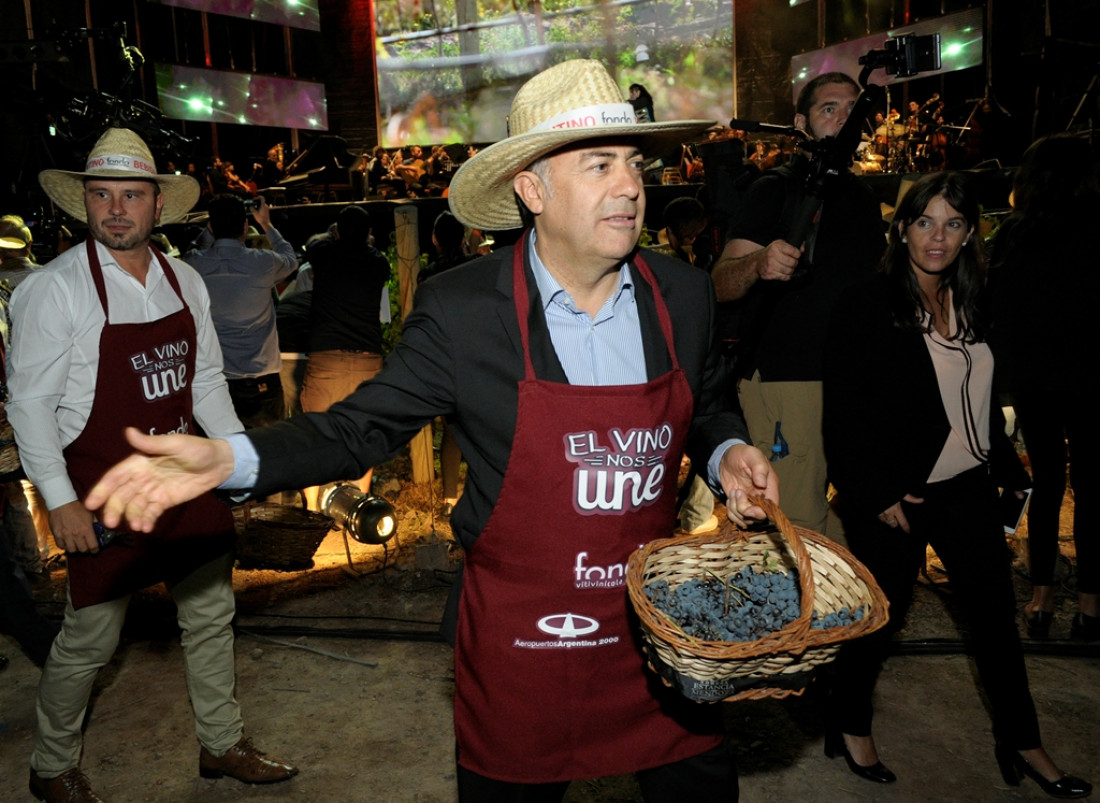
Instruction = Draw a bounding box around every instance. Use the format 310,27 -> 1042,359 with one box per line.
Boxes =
64,238 -> 234,609
453,243 -> 723,782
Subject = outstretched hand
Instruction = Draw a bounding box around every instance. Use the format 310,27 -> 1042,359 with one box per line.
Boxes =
718,443 -> 780,528
85,427 -> 236,533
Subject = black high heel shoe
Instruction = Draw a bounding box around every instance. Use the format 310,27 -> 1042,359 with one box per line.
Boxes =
1070,612 -> 1100,642
995,744 -> 1092,799
1024,607 -> 1054,639
824,731 -> 897,784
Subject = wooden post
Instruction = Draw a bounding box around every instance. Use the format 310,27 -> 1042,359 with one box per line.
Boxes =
393,204 -> 435,484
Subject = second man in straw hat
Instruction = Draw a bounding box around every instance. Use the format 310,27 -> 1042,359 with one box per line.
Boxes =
8,127 -> 298,803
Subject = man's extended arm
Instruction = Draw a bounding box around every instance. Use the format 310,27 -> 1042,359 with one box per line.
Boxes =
711,237 -> 802,302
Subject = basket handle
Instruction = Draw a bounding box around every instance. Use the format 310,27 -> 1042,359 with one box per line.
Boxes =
746,494 -> 816,642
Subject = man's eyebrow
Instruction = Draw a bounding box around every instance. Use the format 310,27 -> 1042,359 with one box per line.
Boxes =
578,147 -> 644,160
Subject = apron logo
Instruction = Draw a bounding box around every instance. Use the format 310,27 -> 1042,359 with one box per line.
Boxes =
564,424 -> 674,515
512,613 -> 619,649
129,339 -> 191,402
149,416 -> 190,436
573,550 -> 633,590
537,613 -> 599,638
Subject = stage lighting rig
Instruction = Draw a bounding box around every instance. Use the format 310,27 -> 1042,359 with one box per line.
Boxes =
41,22 -> 194,156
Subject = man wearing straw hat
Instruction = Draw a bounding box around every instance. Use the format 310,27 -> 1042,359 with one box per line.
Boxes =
85,61 -> 778,799
7,128 -> 298,802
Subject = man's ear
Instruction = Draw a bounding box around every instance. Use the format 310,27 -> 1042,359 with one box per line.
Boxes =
514,171 -> 545,216
794,114 -> 808,136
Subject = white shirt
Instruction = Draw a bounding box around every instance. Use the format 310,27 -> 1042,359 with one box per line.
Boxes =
922,301 -> 992,483
7,239 -> 242,510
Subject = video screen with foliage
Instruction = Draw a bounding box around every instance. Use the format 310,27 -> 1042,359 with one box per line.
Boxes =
373,0 -> 733,147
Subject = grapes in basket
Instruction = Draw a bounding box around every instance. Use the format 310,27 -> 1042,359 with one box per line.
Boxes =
644,566 -> 865,642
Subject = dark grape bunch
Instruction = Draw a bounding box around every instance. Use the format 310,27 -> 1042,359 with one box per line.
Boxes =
644,567 -> 865,642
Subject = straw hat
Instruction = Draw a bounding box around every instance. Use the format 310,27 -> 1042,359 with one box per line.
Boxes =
39,128 -> 200,224
448,60 -> 713,231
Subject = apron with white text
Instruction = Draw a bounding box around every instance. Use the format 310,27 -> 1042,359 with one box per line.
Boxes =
453,242 -> 723,782
64,238 -> 234,609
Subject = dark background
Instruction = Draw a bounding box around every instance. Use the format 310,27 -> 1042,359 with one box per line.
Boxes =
2,1 -> 1097,226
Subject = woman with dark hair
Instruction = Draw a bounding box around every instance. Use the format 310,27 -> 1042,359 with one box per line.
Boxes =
990,134 -> 1100,643
822,171 -> 1091,798
629,83 -> 655,123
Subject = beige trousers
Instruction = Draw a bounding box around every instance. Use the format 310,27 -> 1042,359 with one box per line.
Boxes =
738,373 -> 845,544
31,552 -> 242,776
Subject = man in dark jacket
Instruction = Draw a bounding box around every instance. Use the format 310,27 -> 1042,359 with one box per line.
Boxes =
86,60 -> 777,801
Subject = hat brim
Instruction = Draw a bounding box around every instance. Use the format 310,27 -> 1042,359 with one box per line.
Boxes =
38,169 -> 201,225
448,120 -> 713,231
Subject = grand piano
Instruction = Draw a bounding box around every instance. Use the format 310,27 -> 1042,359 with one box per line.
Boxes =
276,135 -> 364,203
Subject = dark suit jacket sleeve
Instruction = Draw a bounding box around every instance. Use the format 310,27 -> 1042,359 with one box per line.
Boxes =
823,278 -> 922,516
248,247 -> 749,518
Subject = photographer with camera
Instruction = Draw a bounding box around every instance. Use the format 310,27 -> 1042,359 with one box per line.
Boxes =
711,72 -> 885,541
185,194 -> 298,428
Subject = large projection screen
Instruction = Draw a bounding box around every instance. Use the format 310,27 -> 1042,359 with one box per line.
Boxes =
155,64 -> 329,129
373,0 -> 734,147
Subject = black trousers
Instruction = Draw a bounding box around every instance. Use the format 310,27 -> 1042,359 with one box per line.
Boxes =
1014,388 -> 1098,592
456,740 -> 737,802
227,372 -> 285,429
829,466 -> 1041,750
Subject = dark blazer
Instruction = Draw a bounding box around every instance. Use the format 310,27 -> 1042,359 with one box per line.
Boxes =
823,274 -> 1028,518
248,238 -> 748,552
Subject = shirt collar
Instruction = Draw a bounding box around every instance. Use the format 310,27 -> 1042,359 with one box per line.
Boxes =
92,239 -> 165,288
526,230 -> 635,314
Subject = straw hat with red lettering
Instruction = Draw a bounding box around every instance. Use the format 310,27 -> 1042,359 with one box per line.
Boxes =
39,128 -> 200,224
448,59 -> 713,231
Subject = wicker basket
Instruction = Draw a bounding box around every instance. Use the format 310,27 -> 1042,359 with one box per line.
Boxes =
233,501 -> 335,571
627,496 -> 889,703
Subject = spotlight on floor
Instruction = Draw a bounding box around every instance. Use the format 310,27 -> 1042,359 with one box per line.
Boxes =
320,483 -> 397,545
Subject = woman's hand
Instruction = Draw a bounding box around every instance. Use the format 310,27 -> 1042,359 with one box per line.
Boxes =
878,494 -> 924,533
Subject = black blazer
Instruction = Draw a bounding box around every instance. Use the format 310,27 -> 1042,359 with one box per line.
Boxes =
248,240 -> 748,551
823,275 -> 1028,519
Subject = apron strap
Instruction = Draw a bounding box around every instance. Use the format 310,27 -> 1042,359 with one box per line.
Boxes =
85,239 -> 187,323
85,237 -> 111,320
511,233 -> 680,380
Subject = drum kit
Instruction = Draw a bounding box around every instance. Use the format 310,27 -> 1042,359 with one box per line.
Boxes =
853,94 -> 959,175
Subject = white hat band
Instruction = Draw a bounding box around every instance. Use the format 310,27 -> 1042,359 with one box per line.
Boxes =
84,152 -> 158,175
528,102 -> 638,133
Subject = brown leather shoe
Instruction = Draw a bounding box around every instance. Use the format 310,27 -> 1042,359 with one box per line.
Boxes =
29,768 -> 104,803
199,737 -> 298,784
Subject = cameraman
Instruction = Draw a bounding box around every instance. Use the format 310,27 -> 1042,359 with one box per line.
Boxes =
185,194 -> 298,427
711,72 -> 885,540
